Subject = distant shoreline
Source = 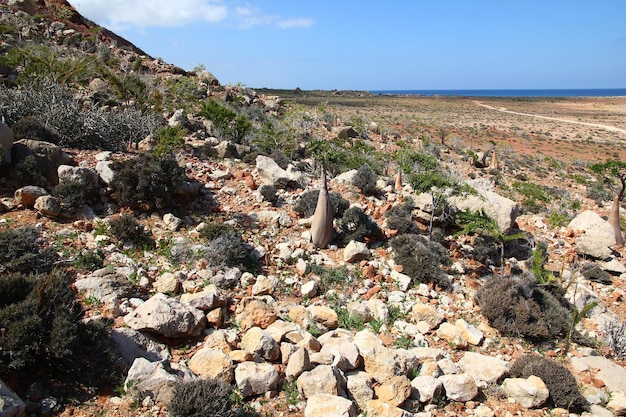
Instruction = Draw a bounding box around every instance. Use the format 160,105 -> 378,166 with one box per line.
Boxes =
370,89 -> 626,98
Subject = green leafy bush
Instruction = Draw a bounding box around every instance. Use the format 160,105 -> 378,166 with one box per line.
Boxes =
74,248 -> 105,272
0,226 -> 57,274
389,234 -> 451,289
108,213 -> 153,248
110,153 -> 186,209
198,223 -> 251,269
168,378 -> 236,417
353,164 -> 378,195
509,355 -> 588,412
512,181 -> 552,213
336,206 -> 384,246
293,189 -> 349,218
53,179 -> 89,209
153,125 -> 186,156
12,154 -> 45,187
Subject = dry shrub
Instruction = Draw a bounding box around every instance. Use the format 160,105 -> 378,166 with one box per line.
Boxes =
168,378 -> 235,417
389,234 -> 451,290
509,355 -> 588,412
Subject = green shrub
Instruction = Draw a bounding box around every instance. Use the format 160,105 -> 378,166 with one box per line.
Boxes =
389,234 -> 451,289
198,223 -> 250,269
153,125 -> 186,156
476,274 -> 590,344
336,206 -> 384,246
586,180 -> 613,205
12,154 -> 45,187
0,269 -> 82,372
74,248 -> 105,272
258,184 -> 278,205
0,226 -> 57,274
512,181 -> 552,213
509,355 -> 589,412
353,164 -> 378,195
11,115 -> 59,143
269,150 -> 291,170
168,378 -> 235,417
385,202 -> 420,235
108,213 -> 153,248
53,179 -> 88,209
293,189 -> 349,218
110,153 -> 186,209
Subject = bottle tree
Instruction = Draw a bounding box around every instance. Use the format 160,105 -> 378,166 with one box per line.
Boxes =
590,159 -> 626,246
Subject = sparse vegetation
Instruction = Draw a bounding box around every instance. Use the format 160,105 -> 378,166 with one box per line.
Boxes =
168,378 -> 236,417
389,234 -> 451,289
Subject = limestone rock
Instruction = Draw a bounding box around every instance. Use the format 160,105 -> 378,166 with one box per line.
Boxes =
308,305 -> 339,329
237,299 -> 277,331
458,352 -> 509,387
251,275 -> 278,296
304,394 -> 356,417
411,303 -> 444,330
410,375 -> 443,403
153,272 -> 180,294
449,188 -> 519,232
265,320 -> 299,343
180,286 -> 223,311
320,339 -> 362,371
256,155 -> 304,188
297,365 -> 343,398
240,327 -> 280,362
569,211 -> 617,258
34,195 -> 61,217
501,376 -> 549,408
95,160 -> 115,184
110,327 -> 171,366
74,267 -> 134,302
366,400 -> 412,417
0,378 -> 25,417
607,391 -> 626,416
286,347 -> 312,382
574,355 -> 626,394
346,371 -> 374,410
57,165 -> 99,192
124,358 -> 193,404
235,361 -> 279,398
14,186 -> 48,207
163,213 -> 182,231
188,347 -> 234,383
343,240 -> 370,263
455,319 -> 484,346
301,280 -> 318,298
375,375 -> 411,407
436,322 -> 467,349
12,139 -> 71,185
439,373 -> 478,402
124,293 -> 206,338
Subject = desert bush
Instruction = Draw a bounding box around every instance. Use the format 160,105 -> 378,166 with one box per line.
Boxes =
200,99 -> 252,144
385,202 -> 420,235
0,78 -> 158,151
389,234 -> 451,289
476,273 -> 589,343
353,164 -> 378,195
12,154 -> 45,187
74,248 -> 105,272
586,180 -> 613,205
153,125 -> 186,156
293,189 -> 349,218
110,153 -> 186,209
0,269 -> 82,372
108,213 -> 153,247
198,223 -> 251,269
53,179 -> 88,209
336,206 -> 384,246
269,149 -> 291,170
168,378 -> 236,417
606,318 -> 626,359
11,115 -> 59,143
509,355 -> 589,412
512,181 -> 552,213
258,184 -> 278,205
0,226 -> 57,274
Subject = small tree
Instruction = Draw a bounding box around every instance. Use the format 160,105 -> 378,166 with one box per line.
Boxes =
589,159 -> 626,246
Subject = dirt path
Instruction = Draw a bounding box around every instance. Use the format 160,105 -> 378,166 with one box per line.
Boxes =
474,100 -> 626,135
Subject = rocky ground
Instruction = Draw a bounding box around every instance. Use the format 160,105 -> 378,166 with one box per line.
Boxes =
1,2 -> 626,417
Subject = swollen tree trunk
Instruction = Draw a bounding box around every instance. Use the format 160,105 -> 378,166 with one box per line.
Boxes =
489,149 -> 499,171
609,194 -> 624,246
395,171 -> 403,192
311,168 -> 335,248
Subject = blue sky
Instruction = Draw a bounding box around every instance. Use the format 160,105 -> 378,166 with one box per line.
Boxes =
68,1 -> 625,90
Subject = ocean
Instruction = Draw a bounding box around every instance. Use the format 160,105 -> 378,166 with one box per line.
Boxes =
369,89 -> 626,98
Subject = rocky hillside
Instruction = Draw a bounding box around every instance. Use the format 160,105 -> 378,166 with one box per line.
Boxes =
0,1 -> 626,417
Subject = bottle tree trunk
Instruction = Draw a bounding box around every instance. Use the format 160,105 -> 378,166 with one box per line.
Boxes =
608,194 -> 624,247
311,167 -> 335,248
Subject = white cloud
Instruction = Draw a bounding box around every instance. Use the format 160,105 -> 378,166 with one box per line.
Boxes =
68,0 -> 227,30
69,0 -> 313,31
277,18 -> 314,29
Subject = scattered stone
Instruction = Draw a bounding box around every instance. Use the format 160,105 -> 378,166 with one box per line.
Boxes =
237,299 -> 277,331
153,272 -> 180,294
375,375 -> 412,407
607,392 -> 626,416
411,303 -> 444,330
240,327 -> 280,362
304,394 -> 356,417
455,319 -> 484,346
366,399 -> 412,417
458,352 -> 509,387
124,358 -> 193,404
410,375 -> 443,403
110,327 -> 171,366
124,293 -> 206,338
180,286 -> 223,311
501,376 -> 549,408
346,371 -> 374,410
251,275 -> 278,296
235,361 -> 279,398
568,211 -> 617,258
297,365 -> 343,398
14,186 -> 48,207
343,240 -> 370,263
163,213 -> 183,231
301,280 -> 318,298
74,267 -> 134,302
439,373 -> 478,402
188,347 -> 234,383
33,195 -> 61,217
308,305 -> 339,329
436,322 -> 467,349
286,347 -> 311,382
